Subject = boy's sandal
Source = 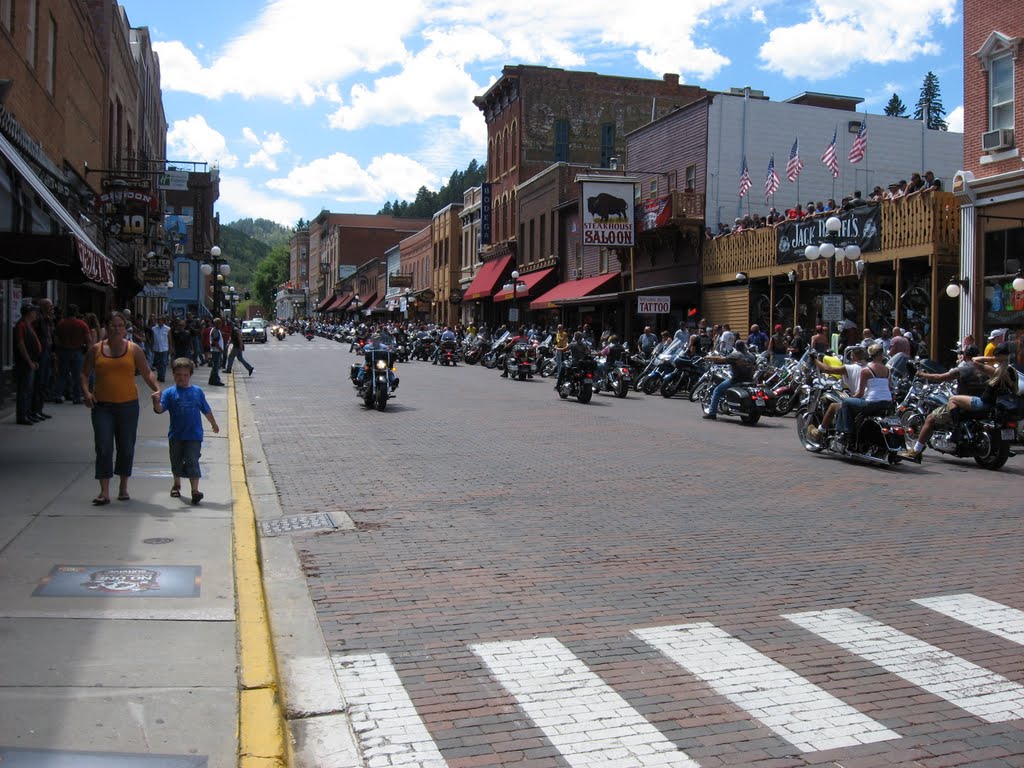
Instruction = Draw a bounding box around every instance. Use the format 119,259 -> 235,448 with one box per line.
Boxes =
117,492 -> 130,501
191,491 -> 204,506
170,486 -> 181,498
92,496 -> 110,506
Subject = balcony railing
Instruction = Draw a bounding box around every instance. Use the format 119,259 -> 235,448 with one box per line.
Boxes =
703,192 -> 960,284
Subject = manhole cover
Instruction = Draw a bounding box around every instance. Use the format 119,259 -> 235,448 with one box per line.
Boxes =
259,513 -> 337,536
142,537 -> 175,545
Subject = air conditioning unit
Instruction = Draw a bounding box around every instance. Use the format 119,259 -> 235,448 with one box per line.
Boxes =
982,128 -> 1014,152
573,268 -> 581,279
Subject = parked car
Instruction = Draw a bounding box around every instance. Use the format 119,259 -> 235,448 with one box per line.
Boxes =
241,319 -> 268,343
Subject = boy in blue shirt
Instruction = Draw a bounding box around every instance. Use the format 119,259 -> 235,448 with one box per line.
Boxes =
152,357 -> 219,505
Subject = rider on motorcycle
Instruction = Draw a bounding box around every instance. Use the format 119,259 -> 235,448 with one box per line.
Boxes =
807,345 -> 866,442
833,343 -> 893,442
900,343 -> 1014,462
356,333 -> 399,389
555,332 -> 591,390
498,327 -> 528,378
432,326 -> 457,365
702,340 -> 756,420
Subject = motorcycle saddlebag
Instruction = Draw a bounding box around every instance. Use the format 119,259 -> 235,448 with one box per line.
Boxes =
349,363 -> 363,382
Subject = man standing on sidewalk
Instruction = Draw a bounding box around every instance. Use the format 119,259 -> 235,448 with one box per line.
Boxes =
55,304 -> 91,403
151,316 -> 171,383
207,319 -> 226,386
14,304 -> 42,424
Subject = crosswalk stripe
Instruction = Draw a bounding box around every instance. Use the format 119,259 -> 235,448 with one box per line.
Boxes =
633,623 -> 899,752
472,637 -> 700,767
913,593 -> 1024,647
784,608 -> 1024,723
333,653 -> 449,767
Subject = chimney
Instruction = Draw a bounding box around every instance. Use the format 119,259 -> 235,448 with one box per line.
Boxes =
663,73 -> 680,87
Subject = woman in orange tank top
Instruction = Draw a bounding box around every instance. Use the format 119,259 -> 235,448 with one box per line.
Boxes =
79,312 -> 159,505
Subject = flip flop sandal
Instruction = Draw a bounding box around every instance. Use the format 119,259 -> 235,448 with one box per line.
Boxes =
170,487 -> 181,498
117,492 -> 130,501
191,491 -> 204,506
92,496 -> 110,506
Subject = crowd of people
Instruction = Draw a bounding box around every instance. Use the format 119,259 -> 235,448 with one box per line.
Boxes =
709,170 -> 943,238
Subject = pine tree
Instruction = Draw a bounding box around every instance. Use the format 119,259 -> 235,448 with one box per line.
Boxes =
884,93 -> 908,118
913,72 -> 948,130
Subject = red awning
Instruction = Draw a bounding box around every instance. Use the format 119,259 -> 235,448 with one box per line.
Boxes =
492,267 -> 555,302
463,255 -> 513,301
325,293 -> 352,312
315,295 -> 335,312
351,292 -> 377,313
530,272 -> 621,310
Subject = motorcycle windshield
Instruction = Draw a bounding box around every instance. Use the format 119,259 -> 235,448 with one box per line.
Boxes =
658,338 -> 686,361
493,331 -> 511,347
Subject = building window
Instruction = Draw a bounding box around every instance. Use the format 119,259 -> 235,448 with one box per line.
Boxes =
554,119 -> 569,162
1,0 -> 12,33
45,14 -> 55,95
529,219 -> 535,261
600,123 -> 615,168
990,54 -> 1014,131
539,214 -> 545,261
176,261 -> 190,290
26,0 -> 37,68
598,247 -> 609,274
685,165 -> 696,191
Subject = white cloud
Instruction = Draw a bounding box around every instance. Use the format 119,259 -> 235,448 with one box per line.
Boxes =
242,128 -> 287,171
167,115 -> 238,168
758,0 -> 958,79
946,105 -> 963,133
266,152 -> 439,203
750,7 -> 767,24
218,175 -> 305,228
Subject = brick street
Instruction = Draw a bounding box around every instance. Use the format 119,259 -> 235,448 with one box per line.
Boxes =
238,339 -> 1024,767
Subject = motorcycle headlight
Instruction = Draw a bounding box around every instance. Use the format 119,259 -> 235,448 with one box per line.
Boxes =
375,360 -> 387,370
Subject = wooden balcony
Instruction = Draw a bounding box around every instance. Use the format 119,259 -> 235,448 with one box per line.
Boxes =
703,192 -> 960,284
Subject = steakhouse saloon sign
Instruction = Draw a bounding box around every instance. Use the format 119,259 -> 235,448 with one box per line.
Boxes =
775,205 -> 881,264
578,177 -> 636,248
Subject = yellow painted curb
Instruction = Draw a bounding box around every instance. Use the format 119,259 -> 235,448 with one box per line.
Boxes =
228,377 -> 291,767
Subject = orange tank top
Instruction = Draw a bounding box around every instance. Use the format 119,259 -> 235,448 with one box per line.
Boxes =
93,342 -> 139,403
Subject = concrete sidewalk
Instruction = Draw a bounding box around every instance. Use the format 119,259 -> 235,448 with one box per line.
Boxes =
0,377 -> 286,768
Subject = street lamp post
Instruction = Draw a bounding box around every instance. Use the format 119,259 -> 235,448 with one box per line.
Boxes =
804,216 -> 860,345
200,245 -> 231,318
503,270 -> 527,326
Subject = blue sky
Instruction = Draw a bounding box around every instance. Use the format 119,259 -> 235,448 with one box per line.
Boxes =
120,0 -> 964,227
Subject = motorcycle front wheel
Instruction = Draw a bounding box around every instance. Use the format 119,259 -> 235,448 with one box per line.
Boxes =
558,384 -> 569,400
642,377 -> 660,395
661,379 -> 680,399
577,383 -> 593,404
483,355 -> 497,369
795,409 -> 824,452
375,385 -> 388,411
541,359 -> 557,378
773,392 -> 795,416
690,380 -> 710,402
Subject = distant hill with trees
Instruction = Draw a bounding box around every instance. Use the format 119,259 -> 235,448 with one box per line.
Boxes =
377,159 -> 485,218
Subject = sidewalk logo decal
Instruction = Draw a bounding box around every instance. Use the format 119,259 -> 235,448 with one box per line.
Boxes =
32,565 -> 202,598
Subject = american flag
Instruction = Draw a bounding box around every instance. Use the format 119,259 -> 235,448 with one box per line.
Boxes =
764,155 -> 780,200
849,119 -> 868,164
786,137 -> 803,182
821,128 -> 839,178
738,157 -> 752,198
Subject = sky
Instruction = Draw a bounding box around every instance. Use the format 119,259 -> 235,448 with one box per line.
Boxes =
120,0 -> 964,228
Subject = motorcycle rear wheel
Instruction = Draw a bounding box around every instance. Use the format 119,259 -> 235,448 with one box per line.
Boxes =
518,370 -> 527,381
973,432 -> 1010,470
577,383 -> 593,404
613,379 -> 628,398
900,411 -> 925,449
740,412 -> 761,425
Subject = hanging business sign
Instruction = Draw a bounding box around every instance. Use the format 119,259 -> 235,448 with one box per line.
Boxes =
637,295 -> 671,314
578,176 -> 636,247
158,170 -> 190,190
480,183 -> 492,245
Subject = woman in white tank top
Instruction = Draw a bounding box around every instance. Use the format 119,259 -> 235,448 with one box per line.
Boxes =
837,344 -> 893,436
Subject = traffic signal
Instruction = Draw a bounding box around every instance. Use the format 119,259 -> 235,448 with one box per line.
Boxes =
244,291 -> 251,300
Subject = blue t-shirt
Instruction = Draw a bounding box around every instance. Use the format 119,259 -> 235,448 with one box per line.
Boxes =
160,385 -> 211,441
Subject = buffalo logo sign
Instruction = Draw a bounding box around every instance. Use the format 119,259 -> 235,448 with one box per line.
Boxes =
580,178 -> 636,247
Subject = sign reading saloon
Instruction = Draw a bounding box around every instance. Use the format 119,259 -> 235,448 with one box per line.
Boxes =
775,205 -> 881,264
579,178 -> 636,248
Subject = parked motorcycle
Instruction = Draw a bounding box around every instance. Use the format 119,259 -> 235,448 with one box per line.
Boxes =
557,358 -> 596,403
593,353 -> 631,398
795,372 -> 906,465
482,331 -> 511,370
638,338 -> 687,395
660,353 -> 706,399
699,366 -> 774,425
437,338 -> 459,366
464,336 -> 491,365
350,348 -> 399,411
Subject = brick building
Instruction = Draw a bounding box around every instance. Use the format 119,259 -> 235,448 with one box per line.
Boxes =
398,225 -> 433,322
431,203 -> 462,326
470,66 -> 706,326
954,0 -> 1024,347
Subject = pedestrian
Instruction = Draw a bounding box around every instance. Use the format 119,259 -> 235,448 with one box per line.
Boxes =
207,318 -> 226,386
80,311 -> 160,505
55,304 -> 91,404
32,298 -> 56,412
225,322 -> 254,376
14,304 -> 42,425
150,316 -> 171,382
152,357 -> 219,505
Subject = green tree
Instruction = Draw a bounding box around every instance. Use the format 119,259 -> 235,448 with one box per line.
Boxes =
884,93 -> 908,118
913,72 -> 948,130
376,159 -> 486,217
251,244 -> 291,312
